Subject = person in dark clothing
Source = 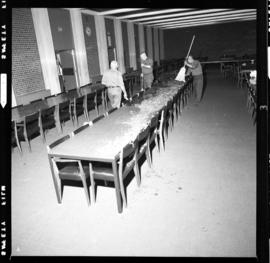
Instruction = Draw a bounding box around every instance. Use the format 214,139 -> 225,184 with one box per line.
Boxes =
140,52 -> 154,91
185,55 -> 204,103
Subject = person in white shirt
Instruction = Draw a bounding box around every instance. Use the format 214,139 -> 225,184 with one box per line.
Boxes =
102,61 -> 128,108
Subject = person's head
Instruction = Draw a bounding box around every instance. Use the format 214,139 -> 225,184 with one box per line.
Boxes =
187,55 -> 194,64
110,60 -> 118,70
140,52 -> 147,60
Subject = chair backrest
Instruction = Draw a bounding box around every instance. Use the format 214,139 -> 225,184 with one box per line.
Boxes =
71,123 -> 90,136
137,125 -> 150,152
59,100 -> 70,110
150,115 -> 159,133
55,92 -> 65,97
47,134 -> 71,151
91,75 -> 102,84
118,138 -> 138,176
30,98 -> 43,104
75,95 -> 85,105
92,114 -> 105,124
12,104 -> 23,109
45,94 -> 55,100
41,106 -> 55,117
25,111 -> 40,123
107,107 -> 117,115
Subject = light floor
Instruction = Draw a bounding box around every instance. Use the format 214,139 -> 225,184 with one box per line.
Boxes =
11,68 -> 256,257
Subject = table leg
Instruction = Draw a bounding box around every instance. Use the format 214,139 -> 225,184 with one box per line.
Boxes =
112,160 -> 123,213
54,105 -> 62,134
48,156 -> 62,203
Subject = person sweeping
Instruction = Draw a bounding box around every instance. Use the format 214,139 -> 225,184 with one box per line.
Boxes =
184,55 -> 204,104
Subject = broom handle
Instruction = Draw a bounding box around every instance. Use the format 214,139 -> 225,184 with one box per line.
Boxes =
186,35 -> 195,60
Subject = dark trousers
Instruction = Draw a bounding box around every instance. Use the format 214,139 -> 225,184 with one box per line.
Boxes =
193,75 -> 204,102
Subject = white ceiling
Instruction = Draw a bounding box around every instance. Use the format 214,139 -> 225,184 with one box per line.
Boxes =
86,8 -> 256,30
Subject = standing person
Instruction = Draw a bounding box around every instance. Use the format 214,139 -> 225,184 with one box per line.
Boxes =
102,60 -> 128,109
140,52 -> 154,91
185,55 -> 204,103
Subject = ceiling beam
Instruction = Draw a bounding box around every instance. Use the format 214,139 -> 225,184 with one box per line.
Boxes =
142,9 -> 256,25
160,17 -> 256,29
131,9 -> 231,22
152,12 -> 256,26
117,8 -> 194,19
98,8 -> 147,15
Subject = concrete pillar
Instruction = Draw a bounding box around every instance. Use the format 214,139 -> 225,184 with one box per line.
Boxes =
138,24 -> 145,54
31,8 -> 61,95
159,29 -> 165,60
146,26 -> 153,59
94,15 -> 109,74
70,9 -> 90,86
153,28 -> 160,65
127,21 -> 137,70
114,19 -> 125,74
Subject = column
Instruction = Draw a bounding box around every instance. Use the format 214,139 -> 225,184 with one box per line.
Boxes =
70,9 -> 90,86
114,19 -> 125,74
153,28 -> 160,65
159,29 -> 165,61
138,24 -> 145,54
31,8 -> 61,95
127,22 -> 137,70
12,86 -> 17,107
94,15 -> 109,74
147,26 -> 153,59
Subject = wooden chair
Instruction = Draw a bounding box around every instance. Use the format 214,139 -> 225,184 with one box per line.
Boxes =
148,115 -> 159,165
72,95 -> 87,126
71,123 -> 90,136
135,125 -> 151,185
95,87 -> 106,115
15,112 -> 41,152
11,120 -> 23,154
39,106 -> 56,142
47,135 -> 91,206
58,100 -> 73,132
156,106 -> 166,151
89,139 -> 138,208
83,92 -> 98,121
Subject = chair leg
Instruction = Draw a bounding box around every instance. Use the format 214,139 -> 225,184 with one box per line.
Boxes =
146,148 -> 151,168
118,172 -> 127,208
89,163 -> 96,203
25,136 -> 31,152
81,176 -> 91,206
134,162 -> 141,187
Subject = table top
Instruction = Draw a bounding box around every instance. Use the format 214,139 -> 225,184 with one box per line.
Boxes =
201,58 -> 256,64
48,84 -> 182,162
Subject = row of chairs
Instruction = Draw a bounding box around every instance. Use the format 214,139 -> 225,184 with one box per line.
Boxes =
47,81 -> 194,209
246,83 -> 256,125
12,86 -> 113,154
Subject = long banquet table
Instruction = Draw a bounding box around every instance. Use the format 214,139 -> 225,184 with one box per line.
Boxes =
48,81 -> 190,213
